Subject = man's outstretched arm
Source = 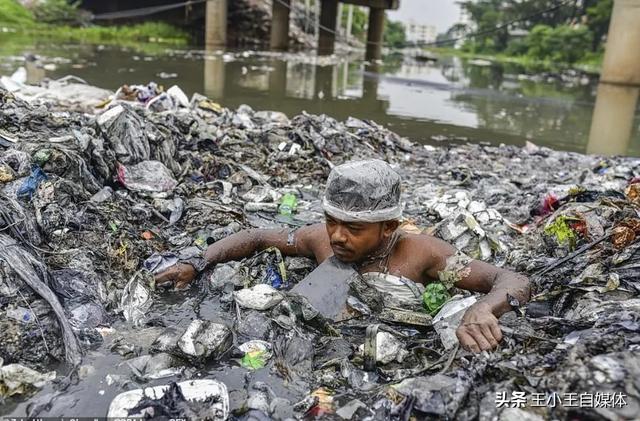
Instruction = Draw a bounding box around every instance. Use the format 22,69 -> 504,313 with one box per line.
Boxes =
155,224 -> 328,289
422,236 -> 531,352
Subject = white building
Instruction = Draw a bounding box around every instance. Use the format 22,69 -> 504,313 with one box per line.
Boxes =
406,21 -> 437,46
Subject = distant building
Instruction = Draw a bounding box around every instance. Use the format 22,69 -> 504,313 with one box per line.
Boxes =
406,21 -> 437,46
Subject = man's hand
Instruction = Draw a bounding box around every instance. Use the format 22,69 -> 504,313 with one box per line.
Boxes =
154,263 -> 197,290
456,302 -> 503,352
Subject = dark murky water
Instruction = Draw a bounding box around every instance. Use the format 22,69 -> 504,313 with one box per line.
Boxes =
2,37 -> 640,156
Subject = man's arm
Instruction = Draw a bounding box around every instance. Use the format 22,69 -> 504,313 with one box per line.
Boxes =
422,235 -> 531,352
155,224 -> 330,288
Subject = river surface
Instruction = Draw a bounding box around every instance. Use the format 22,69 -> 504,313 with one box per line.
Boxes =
2,38 -> 640,156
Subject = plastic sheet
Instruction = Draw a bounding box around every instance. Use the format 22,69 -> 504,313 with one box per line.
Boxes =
322,159 -> 403,222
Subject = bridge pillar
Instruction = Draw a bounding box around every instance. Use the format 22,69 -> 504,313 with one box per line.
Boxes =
318,0 -> 339,55
365,8 -> 385,61
270,0 -> 291,51
205,0 -> 227,47
587,0 -> 640,156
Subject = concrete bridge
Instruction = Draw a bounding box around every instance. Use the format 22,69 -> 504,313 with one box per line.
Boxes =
82,0 -> 399,60
202,0 -> 400,59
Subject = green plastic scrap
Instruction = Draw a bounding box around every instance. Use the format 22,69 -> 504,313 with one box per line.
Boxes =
544,215 -> 579,249
33,149 -> 51,166
240,350 -> 268,370
422,282 -> 450,315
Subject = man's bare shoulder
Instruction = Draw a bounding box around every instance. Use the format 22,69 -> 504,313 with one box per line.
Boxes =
400,231 -> 456,254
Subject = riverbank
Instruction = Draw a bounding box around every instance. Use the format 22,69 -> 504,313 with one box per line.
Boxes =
428,46 -> 603,75
0,0 -> 189,47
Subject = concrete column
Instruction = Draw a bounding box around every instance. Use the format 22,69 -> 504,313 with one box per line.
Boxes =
205,0 -> 227,47
346,5 -> 354,41
587,84 -> 639,155
599,0 -> 640,86
587,0 -> 640,156
366,8 -> 385,62
318,0 -> 339,55
270,0 -> 291,51
363,63 -> 379,101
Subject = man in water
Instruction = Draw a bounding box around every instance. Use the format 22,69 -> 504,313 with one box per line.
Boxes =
155,160 -> 531,353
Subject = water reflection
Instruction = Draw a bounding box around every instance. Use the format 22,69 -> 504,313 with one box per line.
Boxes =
2,40 -> 640,156
587,84 -> 640,156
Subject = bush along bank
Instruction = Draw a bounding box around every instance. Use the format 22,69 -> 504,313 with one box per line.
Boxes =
0,0 -> 189,45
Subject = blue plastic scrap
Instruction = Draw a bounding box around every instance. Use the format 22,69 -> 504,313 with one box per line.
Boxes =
17,165 -> 48,199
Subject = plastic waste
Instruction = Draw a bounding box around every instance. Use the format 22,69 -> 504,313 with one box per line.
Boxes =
117,160 -> 178,196
5,306 -> 35,324
120,272 -> 152,326
432,295 -> 477,350
107,380 -> 229,420
90,186 -> 113,203
278,193 -> 298,216
177,320 -> 232,360
16,165 -> 47,199
0,364 -> 56,398
239,340 -> 272,370
322,159 -> 402,222
290,256 -> 356,321
234,284 -> 284,311
359,327 -> 408,366
0,234 -> 81,365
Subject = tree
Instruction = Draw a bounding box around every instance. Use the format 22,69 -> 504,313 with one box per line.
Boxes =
585,0 -> 612,51
450,0 -> 613,63
524,24 -> 593,64
384,18 -> 406,49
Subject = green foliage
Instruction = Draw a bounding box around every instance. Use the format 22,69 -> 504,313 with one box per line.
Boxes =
422,283 -> 450,316
525,24 -> 593,64
0,0 -> 189,45
384,18 -> 406,49
341,5 -> 367,40
586,0 -> 613,50
32,0 -> 85,25
450,0 -> 612,67
0,0 -> 35,26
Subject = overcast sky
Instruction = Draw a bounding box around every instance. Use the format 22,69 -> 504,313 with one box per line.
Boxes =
387,0 -> 461,33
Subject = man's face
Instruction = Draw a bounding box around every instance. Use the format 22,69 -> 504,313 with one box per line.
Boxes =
325,213 -> 395,263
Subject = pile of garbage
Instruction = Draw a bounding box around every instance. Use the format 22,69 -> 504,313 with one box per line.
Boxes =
1,76 -> 639,420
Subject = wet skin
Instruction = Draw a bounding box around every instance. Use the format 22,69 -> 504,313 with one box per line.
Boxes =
155,216 -> 531,353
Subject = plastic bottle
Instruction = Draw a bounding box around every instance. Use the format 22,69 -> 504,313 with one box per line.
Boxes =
278,193 -> 298,216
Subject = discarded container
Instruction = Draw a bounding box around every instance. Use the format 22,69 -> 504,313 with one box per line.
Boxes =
107,379 -> 229,420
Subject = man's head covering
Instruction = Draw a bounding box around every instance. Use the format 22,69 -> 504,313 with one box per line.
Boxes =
322,159 -> 402,223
